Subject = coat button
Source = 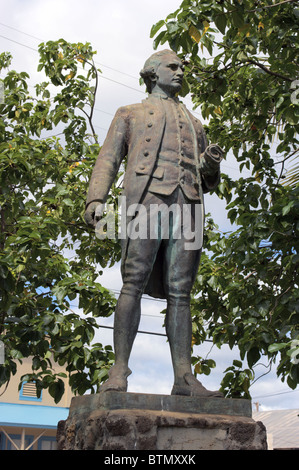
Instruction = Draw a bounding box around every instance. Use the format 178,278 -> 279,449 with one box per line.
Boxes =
148,123 -> 153,127
146,138 -> 151,142
144,151 -> 149,157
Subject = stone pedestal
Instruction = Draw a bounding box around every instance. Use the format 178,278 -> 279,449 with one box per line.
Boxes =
57,391 -> 267,451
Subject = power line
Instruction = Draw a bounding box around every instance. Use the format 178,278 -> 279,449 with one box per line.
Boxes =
252,389 -> 299,400
94,108 -> 114,117
109,288 -> 167,305
0,21 -> 140,81
94,124 -> 109,132
97,323 -> 214,343
100,324 -> 299,402
98,323 -> 167,338
98,74 -> 145,95
0,25 -> 241,173
0,21 -> 43,42
0,22 -> 206,111
0,23 -> 221,127
0,23 -> 202,111
0,32 -> 146,96
0,33 -> 38,52
96,63 -> 138,81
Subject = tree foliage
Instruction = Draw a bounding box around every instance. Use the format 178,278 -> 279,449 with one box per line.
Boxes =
0,2 -> 298,401
0,40 -> 121,402
152,0 -> 299,396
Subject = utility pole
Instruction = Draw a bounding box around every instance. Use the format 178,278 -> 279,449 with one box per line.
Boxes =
253,402 -> 260,412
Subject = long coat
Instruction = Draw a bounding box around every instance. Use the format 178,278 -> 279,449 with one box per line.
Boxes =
86,95 -> 221,298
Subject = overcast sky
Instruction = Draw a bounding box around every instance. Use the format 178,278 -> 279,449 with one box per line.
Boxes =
1,0 -> 298,411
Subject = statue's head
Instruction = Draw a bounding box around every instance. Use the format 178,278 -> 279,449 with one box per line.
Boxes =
140,49 -> 184,95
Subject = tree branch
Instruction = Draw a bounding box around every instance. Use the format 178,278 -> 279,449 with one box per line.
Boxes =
251,0 -> 298,10
247,59 -> 293,82
74,55 -> 99,145
275,148 -> 299,165
220,0 -> 297,16
89,59 -> 98,139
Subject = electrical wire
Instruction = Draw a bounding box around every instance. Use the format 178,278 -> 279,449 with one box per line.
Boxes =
0,30 -> 240,173
98,323 -> 167,338
252,389 -> 299,400
0,21 -> 140,81
0,23 -> 204,112
0,33 -> 38,52
1,22 -> 297,409
0,32 -> 146,96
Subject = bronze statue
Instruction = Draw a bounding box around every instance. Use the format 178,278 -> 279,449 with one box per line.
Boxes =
85,50 -> 224,397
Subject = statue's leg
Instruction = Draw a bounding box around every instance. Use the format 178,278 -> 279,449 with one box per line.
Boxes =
164,192 -> 223,397
165,296 -> 193,383
100,291 -> 141,392
165,297 -> 222,397
100,193 -> 162,392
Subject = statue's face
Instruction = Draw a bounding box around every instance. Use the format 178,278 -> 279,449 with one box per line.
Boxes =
154,54 -> 184,96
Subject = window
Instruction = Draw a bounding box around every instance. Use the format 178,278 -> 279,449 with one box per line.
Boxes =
0,432 -> 33,450
38,436 -> 57,450
19,382 -> 42,402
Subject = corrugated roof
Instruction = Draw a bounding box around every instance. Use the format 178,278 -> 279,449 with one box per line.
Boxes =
0,402 -> 69,429
253,409 -> 299,449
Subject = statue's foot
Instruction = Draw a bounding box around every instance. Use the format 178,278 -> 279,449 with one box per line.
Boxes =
100,366 -> 132,392
171,373 -> 223,398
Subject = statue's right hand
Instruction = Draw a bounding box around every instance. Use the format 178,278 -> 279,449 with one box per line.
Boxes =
84,202 -> 104,228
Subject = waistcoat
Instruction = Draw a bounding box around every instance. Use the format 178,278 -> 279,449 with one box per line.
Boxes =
148,97 -> 200,201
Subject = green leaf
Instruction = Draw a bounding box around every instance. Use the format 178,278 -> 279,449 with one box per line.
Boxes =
153,30 -> 167,49
282,200 -> 295,215
214,13 -> 227,34
231,11 -> 244,28
179,77 -> 190,97
49,379 -> 65,404
268,343 -> 287,353
247,347 -> 260,368
150,20 -> 165,38
232,359 -> 242,368
52,286 -> 67,304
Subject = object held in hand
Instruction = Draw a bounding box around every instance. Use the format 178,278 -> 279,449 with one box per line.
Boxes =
205,144 -> 224,162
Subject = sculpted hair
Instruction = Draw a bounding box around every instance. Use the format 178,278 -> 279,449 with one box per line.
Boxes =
140,49 -> 179,94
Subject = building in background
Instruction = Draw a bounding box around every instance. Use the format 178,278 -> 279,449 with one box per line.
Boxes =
253,409 -> 299,450
0,357 -> 73,450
